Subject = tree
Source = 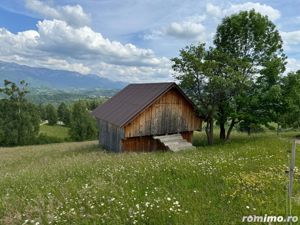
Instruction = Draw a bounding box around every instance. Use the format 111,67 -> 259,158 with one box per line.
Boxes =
0,80 -> 40,146
214,10 -> 286,139
69,101 -> 97,141
46,104 -> 58,125
57,102 -> 71,126
172,44 -> 237,144
38,104 -> 47,121
280,71 -> 300,128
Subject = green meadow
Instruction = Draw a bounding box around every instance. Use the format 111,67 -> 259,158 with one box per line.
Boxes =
0,131 -> 299,225
39,125 -> 70,140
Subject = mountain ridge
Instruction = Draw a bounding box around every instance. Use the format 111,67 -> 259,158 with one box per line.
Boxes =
0,61 -> 127,90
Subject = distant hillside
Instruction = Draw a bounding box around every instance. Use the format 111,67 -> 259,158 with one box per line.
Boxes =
0,61 -> 126,90
26,88 -> 117,105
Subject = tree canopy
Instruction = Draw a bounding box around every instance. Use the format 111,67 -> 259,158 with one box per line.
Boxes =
69,101 -> 97,141
0,80 -> 40,146
172,10 -> 286,144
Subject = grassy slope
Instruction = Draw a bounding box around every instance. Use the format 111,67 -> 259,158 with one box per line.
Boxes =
39,125 -> 70,140
0,132 -> 299,225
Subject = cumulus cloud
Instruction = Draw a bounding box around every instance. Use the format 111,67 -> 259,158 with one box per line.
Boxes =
145,16 -> 206,41
25,0 -> 90,27
92,60 -> 173,82
35,19 -> 161,67
286,58 -> 300,73
206,3 -> 222,18
281,30 -> 300,46
0,18 -> 171,82
206,2 -> 281,21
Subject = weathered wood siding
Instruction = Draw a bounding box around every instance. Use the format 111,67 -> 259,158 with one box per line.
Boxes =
122,136 -> 167,152
98,119 -> 124,152
124,88 -> 202,138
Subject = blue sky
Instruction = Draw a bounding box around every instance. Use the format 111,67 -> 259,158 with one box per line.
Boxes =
0,0 -> 299,82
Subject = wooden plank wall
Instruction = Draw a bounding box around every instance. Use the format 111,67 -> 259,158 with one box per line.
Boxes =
122,136 -> 168,152
124,88 -> 202,138
98,119 -> 124,152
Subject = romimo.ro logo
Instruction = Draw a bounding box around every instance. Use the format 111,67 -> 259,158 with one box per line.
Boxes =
242,215 -> 298,223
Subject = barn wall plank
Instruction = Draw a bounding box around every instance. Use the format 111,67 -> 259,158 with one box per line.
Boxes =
98,119 -> 124,152
124,88 -> 202,138
122,136 -> 167,152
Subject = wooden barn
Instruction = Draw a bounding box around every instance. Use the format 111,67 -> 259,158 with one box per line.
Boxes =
92,82 -> 202,152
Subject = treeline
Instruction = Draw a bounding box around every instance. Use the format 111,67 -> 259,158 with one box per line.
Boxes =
0,80 -> 103,147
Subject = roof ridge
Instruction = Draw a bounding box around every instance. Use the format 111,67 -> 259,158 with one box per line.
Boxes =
128,82 -> 176,85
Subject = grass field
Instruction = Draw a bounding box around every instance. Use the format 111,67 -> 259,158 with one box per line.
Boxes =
39,125 -> 70,141
0,131 -> 299,224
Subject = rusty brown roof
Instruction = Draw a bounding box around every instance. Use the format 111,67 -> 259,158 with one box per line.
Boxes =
91,82 -> 196,127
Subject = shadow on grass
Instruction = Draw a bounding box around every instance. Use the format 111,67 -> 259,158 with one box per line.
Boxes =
192,130 -> 277,148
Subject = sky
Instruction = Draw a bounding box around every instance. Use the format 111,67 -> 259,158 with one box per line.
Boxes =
0,0 -> 300,82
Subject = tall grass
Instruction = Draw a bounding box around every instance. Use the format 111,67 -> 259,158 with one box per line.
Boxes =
0,132 -> 299,224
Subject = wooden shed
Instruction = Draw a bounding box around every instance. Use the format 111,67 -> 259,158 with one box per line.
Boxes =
92,82 -> 202,152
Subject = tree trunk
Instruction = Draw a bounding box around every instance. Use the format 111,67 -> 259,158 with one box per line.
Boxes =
226,119 -> 236,140
219,121 -> 226,140
205,119 -> 214,145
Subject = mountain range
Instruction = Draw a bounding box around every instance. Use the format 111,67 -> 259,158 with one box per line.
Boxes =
0,61 -> 127,90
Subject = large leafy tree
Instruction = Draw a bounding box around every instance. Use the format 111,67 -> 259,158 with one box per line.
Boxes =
280,71 -> 300,128
172,10 -> 286,144
0,80 -> 40,146
57,102 -> 71,126
213,10 -> 286,139
69,101 -> 97,141
172,44 -> 238,144
46,104 -> 58,125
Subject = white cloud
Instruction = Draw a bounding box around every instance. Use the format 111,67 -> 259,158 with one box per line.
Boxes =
145,16 -> 206,41
92,60 -> 173,82
281,30 -> 300,46
206,2 -> 280,21
0,18 -> 171,82
286,58 -> 300,73
42,59 -> 91,74
25,0 -> 90,27
35,19 -> 161,67
206,3 -> 222,18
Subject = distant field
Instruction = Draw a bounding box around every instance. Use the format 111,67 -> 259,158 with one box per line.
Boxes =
39,124 -> 70,140
0,132 -> 299,225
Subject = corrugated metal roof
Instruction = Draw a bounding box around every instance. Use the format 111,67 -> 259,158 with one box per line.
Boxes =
91,82 -> 196,127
